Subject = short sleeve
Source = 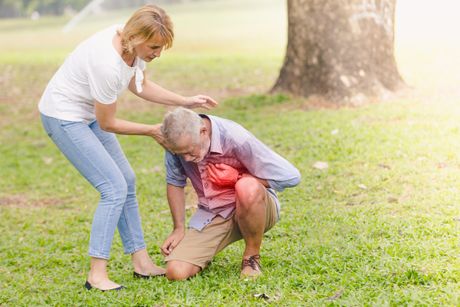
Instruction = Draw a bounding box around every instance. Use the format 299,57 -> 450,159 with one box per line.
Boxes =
164,151 -> 187,187
87,62 -> 119,104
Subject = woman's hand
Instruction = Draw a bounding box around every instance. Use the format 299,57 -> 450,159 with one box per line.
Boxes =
161,228 -> 185,256
183,95 -> 218,110
149,123 -> 169,149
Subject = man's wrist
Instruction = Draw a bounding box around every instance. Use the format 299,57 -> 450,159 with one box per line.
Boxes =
173,225 -> 185,232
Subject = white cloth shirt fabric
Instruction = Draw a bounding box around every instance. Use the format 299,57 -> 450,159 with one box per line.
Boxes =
38,24 -> 146,123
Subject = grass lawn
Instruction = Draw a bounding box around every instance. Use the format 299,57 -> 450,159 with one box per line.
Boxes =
0,0 -> 459,305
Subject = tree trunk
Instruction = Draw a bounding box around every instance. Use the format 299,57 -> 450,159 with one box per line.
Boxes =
272,0 -> 405,103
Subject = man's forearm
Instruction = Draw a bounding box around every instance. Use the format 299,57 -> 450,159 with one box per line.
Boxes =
166,184 -> 186,230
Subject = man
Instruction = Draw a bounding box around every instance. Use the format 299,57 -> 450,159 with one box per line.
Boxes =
159,107 -> 300,280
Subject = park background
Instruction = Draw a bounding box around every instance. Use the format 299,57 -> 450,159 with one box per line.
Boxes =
0,0 -> 459,305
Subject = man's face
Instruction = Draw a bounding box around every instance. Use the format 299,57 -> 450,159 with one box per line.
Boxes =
168,129 -> 210,163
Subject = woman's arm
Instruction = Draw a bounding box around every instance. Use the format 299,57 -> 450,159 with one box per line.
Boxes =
128,74 -> 218,109
94,101 -> 166,145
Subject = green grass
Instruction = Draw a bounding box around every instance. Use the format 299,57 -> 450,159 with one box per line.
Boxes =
1,0 -> 459,305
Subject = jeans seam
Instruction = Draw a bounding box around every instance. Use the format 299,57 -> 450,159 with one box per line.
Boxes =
121,202 -> 135,253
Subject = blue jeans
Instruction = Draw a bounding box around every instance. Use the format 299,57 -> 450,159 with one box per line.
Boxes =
40,113 -> 146,259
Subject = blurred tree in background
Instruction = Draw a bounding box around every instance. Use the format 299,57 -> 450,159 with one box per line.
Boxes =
0,0 -> 88,17
0,0 -> 189,18
272,0 -> 405,103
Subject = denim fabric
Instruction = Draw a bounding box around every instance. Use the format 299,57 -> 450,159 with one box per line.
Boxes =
40,113 -> 146,259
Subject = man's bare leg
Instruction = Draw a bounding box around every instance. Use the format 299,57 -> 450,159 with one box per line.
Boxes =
235,177 -> 267,277
166,260 -> 201,281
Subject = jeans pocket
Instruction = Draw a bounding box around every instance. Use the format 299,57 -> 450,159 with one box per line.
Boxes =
59,119 -> 80,128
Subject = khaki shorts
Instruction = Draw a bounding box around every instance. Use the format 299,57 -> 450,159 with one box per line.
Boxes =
165,190 -> 279,269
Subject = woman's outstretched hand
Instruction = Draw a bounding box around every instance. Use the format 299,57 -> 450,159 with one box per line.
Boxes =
183,95 -> 218,110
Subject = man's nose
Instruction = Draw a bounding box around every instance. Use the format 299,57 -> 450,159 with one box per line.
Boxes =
154,49 -> 162,57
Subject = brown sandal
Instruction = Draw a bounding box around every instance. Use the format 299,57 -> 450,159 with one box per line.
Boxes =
241,255 -> 262,277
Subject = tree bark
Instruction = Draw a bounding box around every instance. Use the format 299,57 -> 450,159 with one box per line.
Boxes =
272,0 -> 405,103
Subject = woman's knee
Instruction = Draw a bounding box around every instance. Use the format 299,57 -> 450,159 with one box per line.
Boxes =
166,261 -> 200,281
123,168 -> 136,193
99,179 -> 128,204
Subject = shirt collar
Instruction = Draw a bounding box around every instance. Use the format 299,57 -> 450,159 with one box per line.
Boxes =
199,114 -> 223,155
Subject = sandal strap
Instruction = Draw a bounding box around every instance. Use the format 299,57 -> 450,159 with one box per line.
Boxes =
241,254 -> 261,271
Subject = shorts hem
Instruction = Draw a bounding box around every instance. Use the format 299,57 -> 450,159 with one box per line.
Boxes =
164,257 -> 207,270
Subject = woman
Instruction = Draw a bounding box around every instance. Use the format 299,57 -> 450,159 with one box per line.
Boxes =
39,5 -> 217,291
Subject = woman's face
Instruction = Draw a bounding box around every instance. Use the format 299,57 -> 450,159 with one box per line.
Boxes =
134,38 -> 164,62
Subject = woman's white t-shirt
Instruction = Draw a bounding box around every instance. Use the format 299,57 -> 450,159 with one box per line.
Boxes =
38,24 -> 146,123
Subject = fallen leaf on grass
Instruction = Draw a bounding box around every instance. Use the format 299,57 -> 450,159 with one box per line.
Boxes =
327,289 -> 344,301
378,163 -> 391,169
313,161 -> 329,170
254,293 -> 270,300
387,196 -> 398,203
253,292 -> 281,302
331,129 -> 339,135
357,184 -> 367,190
43,157 -> 53,165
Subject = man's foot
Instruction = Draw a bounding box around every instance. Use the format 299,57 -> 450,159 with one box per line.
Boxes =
240,255 -> 262,279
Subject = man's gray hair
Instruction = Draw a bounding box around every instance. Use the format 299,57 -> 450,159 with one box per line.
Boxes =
161,107 -> 203,147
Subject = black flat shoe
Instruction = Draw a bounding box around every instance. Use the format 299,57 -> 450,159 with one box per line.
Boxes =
133,271 -> 166,279
84,281 -> 125,292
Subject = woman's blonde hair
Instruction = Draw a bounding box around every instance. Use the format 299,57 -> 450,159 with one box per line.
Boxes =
119,4 -> 174,55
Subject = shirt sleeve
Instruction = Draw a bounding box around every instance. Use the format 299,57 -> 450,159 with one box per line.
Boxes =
233,131 -> 301,192
164,151 -> 187,187
87,62 -> 119,104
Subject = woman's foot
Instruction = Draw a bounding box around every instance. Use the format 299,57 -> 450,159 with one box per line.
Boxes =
85,280 -> 124,291
86,275 -> 123,291
87,257 -> 123,291
133,263 -> 166,277
132,249 -> 166,277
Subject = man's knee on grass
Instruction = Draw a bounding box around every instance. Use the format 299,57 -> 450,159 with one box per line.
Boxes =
166,260 -> 201,281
